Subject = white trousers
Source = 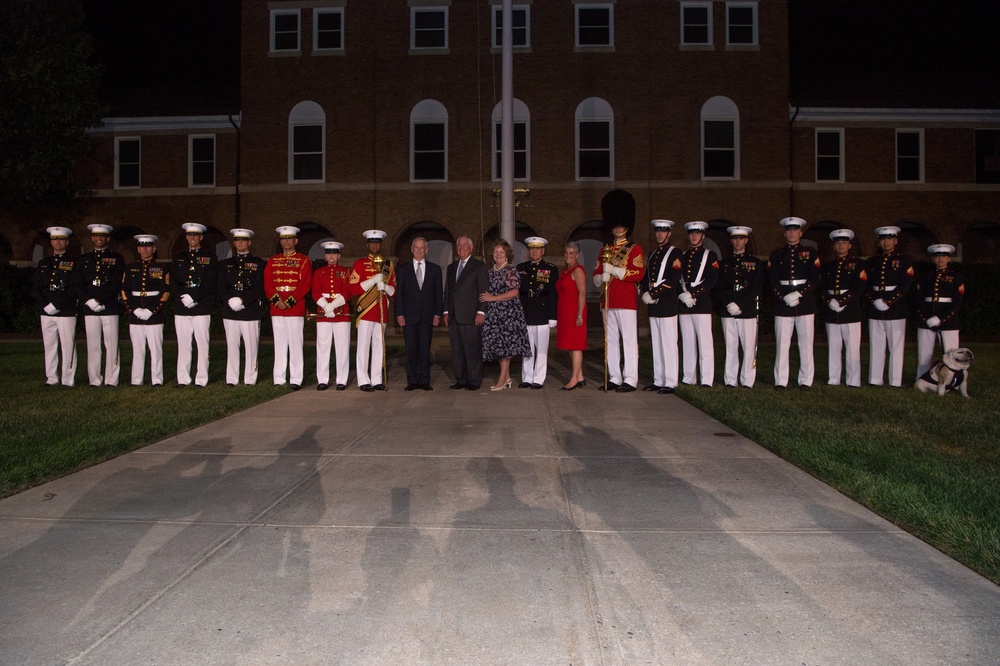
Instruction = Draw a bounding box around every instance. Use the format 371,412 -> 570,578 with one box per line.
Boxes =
679,313 -> 714,386
826,321 -> 861,387
521,324 -> 551,385
916,328 -> 960,378
649,316 -> 679,389
272,316 -> 304,385
175,314 -> 211,386
603,308 -> 638,387
224,318 -> 261,385
84,315 -> 119,386
317,321 -> 351,386
130,324 -> 164,385
356,320 -> 385,386
869,318 -> 906,386
722,317 -> 757,387
41,315 -> 77,386
774,315 -> 814,388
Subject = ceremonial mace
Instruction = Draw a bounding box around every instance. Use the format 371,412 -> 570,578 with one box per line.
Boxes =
600,244 -> 615,391
372,254 -> 389,390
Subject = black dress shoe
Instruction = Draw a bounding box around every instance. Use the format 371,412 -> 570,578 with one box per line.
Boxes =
404,384 -> 417,391
518,382 -> 531,389
598,382 -> 620,392
374,384 -> 386,391
658,386 -> 675,394
798,384 -> 811,391
290,384 -> 301,391
774,385 -> 786,391
421,384 -> 433,391
642,385 -> 660,392
336,384 -> 347,391
449,383 -> 465,390
465,384 -> 479,391
227,383 -> 237,387
615,384 -> 637,393
360,384 -> 374,392
530,383 -> 543,389
317,383 -> 329,391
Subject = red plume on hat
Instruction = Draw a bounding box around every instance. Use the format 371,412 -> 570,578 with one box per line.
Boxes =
601,189 -> 636,237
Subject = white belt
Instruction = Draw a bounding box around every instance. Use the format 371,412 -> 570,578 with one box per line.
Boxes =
780,279 -> 807,286
131,291 -> 160,296
874,285 -> 897,291
925,297 -> 952,303
827,289 -> 848,295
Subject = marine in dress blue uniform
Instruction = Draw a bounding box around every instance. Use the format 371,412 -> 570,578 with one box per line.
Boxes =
171,223 -> 218,386
75,224 -> 124,386
865,226 -> 914,387
34,226 -> 78,386
718,226 -> 764,388
768,217 -> 821,390
678,221 -> 719,387
218,228 -> 267,385
640,219 -> 683,393
819,229 -> 866,387
517,236 -> 558,388
915,243 -> 964,378
122,235 -> 171,385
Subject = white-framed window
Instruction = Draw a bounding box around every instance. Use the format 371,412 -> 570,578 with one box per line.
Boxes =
189,135 -> 216,187
115,137 -> 140,189
896,129 -> 923,182
575,4 -> 613,48
411,7 -> 448,50
492,99 -> 530,181
681,2 -> 713,46
270,9 -> 301,53
975,129 -> 1000,184
492,5 -> 530,48
288,101 -> 325,183
701,96 -> 739,179
576,97 -> 614,180
314,8 -> 344,52
815,129 -> 844,182
726,2 -> 757,46
411,100 -> 448,182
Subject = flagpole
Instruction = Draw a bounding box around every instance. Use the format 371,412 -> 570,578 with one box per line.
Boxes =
500,0 -> 514,246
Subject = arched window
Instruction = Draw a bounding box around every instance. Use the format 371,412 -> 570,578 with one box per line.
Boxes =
411,100 -> 448,182
492,99 -> 530,181
576,97 -> 614,180
701,96 -> 739,180
288,101 -> 325,183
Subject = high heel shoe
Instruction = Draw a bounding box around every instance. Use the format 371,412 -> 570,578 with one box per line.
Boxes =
578,378 -> 587,387
560,381 -> 580,391
491,379 -> 512,391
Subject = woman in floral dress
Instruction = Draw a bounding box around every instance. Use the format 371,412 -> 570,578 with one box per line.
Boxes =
480,239 -> 532,390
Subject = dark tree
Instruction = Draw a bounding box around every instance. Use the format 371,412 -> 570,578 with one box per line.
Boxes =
0,0 -> 105,210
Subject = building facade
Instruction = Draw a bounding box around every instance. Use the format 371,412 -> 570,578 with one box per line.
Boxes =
4,0 -> 999,270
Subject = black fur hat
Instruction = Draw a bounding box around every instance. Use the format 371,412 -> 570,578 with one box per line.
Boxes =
601,189 -> 636,237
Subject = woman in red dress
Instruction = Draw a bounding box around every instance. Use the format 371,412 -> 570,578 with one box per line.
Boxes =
556,242 -> 588,390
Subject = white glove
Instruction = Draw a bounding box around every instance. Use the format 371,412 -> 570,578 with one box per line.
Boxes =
548,319 -> 557,329
331,294 -> 346,310
601,272 -> 612,284
726,302 -> 742,316
94,304 -> 105,313
593,274 -> 604,288
679,292 -> 695,308
384,284 -> 395,297
134,308 -> 152,321
360,276 -> 378,291
828,298 -> 841,312
783,291 -> 801,307
43,303 -> 58,315
376,281 -> 385,292
86,298 -> 101,312
373,273 -> 385,284
323,306 -> 336,318
641,291 -> 655,305
180,294 -> 196,309
601,262 -> 615,276
228,297 -> 244,311
316,296 -> 330,309
925,316 -> 941,328
874,298 -> 889,312
611,266 -> 626,280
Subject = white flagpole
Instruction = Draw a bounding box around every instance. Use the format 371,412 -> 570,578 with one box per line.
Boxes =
500,0 -> 515,245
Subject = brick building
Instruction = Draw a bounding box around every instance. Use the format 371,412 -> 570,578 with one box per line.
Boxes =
4,0 -> 999,273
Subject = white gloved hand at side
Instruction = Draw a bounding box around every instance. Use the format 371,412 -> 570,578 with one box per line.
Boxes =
228,297 -> 244,311
679,292 -> 695,308
43,303 -> 58,315
726,302 -> 742,316
925,316 -> 941,328
874,298 -> 889,312
548,319 -> 557,328
641,292 -> 655,305
180,294 -> 195,309
86,298 -> 101,312
134,308 -> 152,321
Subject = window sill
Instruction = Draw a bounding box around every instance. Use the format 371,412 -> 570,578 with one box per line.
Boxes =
409,47 -> 450,55
269,50 -> 302,57
679,43 -> 714,51
574,44 -> 615,53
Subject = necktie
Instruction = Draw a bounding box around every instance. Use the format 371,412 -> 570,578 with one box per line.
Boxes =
416,261 -> 424,288
456,260 -> 465,281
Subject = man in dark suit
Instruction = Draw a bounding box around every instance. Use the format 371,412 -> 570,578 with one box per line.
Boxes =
443,235 -> 490,390
395,236 -> 443,390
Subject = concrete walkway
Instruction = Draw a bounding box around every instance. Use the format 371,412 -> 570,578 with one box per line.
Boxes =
1,347 -> 998,665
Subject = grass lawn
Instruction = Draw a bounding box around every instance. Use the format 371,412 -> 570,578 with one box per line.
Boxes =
664,338 -> 1000,585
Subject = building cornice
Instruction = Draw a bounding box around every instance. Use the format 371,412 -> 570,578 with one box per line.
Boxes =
791,107 -> 1000,125
88,115 -> 242,134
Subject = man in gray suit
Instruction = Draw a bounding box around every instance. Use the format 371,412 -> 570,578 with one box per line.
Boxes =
395,237 -> 443,391
443,236 -> 490,390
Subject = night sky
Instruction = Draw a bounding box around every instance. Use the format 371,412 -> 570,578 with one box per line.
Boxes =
81,0 -> 1000,112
